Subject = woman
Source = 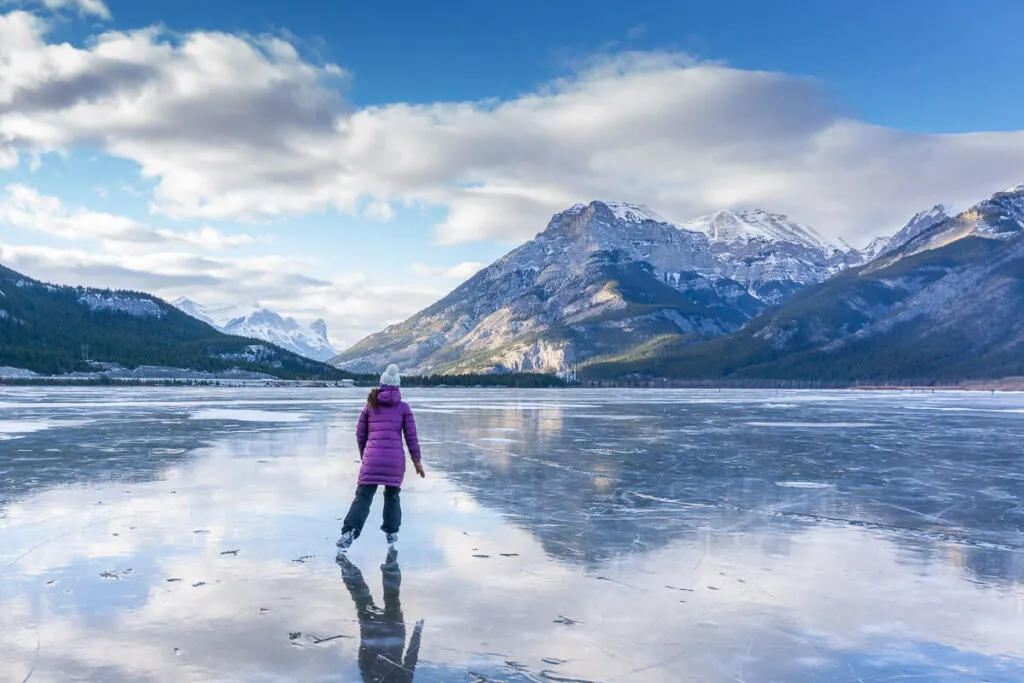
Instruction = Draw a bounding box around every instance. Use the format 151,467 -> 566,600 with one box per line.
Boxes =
337,364 -> 425,554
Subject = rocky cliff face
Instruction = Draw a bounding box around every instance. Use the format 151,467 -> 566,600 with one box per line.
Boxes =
582,185 -> 1024,383
333,200 -> 860,375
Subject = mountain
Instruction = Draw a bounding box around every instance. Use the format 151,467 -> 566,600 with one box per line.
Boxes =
582,184 -> 1024,384
862,205 -> 952,259
332,200 -> 861,375
171,298 -> 337,362
0,265 -> 344,379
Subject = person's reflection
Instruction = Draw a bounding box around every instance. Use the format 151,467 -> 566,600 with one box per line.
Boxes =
337,548 -> 423,682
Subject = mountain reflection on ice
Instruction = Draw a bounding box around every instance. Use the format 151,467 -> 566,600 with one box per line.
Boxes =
1,387 -> 1023,682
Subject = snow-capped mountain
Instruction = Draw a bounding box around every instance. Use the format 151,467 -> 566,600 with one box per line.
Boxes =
863,205 -> 951,259
675,208 -> 859,301
886,187 -> 1024,258
583,183 -> 1024,383
172,298 -> 337,362
333,200 -> 860,375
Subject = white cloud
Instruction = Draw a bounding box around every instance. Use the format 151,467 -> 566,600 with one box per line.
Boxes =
41,0 -> 109,18
0,142 -> 16,168
0,184 -> 260,250
0,14 -> 1022,248
362,199 -> 393,221
2,0 -> 110,19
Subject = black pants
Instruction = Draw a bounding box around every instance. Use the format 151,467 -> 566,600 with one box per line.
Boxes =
342,485 -> 402,537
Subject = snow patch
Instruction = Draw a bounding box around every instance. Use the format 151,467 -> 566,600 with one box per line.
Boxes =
678,209 -> 842,253
216,344 -> 283,367
0,419 -> 92,435
0,366 -> 37,378
603,202 -> 669,225
79,292 -> 164,318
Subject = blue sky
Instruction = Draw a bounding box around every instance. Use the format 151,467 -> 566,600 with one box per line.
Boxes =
1,0 -> 1023,347
99,0 -> 1024,131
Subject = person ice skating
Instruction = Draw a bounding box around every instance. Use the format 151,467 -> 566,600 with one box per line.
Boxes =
337,364 -> 425,554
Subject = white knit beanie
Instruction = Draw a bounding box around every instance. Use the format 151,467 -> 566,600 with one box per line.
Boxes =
379,364 -> 401,387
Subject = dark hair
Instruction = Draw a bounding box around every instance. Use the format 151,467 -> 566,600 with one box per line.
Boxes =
367,388 -> 381,410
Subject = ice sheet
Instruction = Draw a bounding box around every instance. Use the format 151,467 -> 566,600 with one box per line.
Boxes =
1,387 -> 1023,682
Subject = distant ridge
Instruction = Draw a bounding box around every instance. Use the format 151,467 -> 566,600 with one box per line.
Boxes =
0,263 -> 344,379
172,297 -> 337,361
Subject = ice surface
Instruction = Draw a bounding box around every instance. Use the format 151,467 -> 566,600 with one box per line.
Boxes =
0,418 -> 91,437
745,420 -> 882,427
189,408 -> 310,422
1,387 -> 1024,682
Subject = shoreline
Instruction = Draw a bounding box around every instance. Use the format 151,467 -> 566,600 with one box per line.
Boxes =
3,378 -> 1024,392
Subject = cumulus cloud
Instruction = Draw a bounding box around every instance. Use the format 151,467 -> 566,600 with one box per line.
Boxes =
0,184 -> 260,250
2,15 -> 1023,245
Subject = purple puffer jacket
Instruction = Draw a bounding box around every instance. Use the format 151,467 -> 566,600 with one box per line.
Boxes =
356,386 -> 421,488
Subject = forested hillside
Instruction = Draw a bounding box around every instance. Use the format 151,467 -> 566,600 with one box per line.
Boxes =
0,264 -> 346,379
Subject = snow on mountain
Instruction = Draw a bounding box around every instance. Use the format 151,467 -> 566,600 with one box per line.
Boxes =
861,235 -> 892,261
169,297 -> 216,326
79,292 -> 165,318
172,298 -> 337,362
868,205 -> 951,258
333,199 -> 860,375
868,185 -> 1024,265
678,209 -> 845,254
604,202 -> 670,225
172,299 -> 262,328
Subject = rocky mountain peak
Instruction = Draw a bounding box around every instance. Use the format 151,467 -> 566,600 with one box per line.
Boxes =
678,208 -> 843,254
171,298 -> 336,362
870,204 -> 952,258
879,186 -> 1024,263
334,198 -> 862,375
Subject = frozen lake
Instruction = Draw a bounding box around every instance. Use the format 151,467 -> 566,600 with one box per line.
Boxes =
1,387 -> 1023,682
